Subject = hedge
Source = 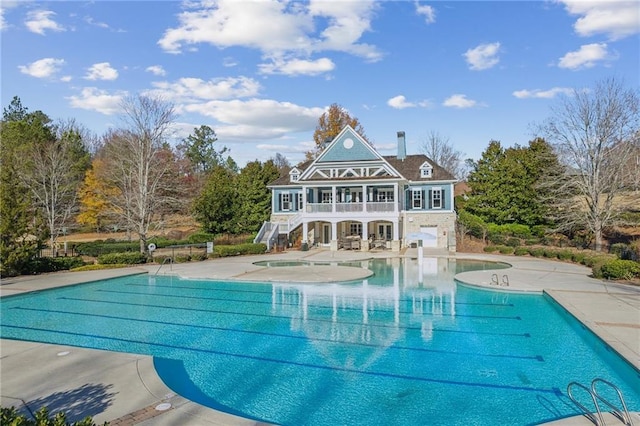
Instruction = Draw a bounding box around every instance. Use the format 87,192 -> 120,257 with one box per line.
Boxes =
27,256 -> 86,274
597,259 -> 640,280
214,243 -> 266,257
0,406 -> 104,426
97,252 -> 147,265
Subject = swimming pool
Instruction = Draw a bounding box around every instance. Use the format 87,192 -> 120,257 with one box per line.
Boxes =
1,258 -> 638,425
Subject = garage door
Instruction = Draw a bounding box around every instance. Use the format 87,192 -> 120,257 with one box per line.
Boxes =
419,227 -> 438,248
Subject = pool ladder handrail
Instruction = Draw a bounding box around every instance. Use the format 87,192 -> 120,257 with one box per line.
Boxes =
155,257 -> 173,275
567,378 -> 633,426
491,273 -> 509,286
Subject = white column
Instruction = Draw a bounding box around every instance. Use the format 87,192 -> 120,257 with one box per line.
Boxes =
302,221 -> 308,244
394,183 -> 399,212
332,185 -> 336,213
362,184 -> 367,212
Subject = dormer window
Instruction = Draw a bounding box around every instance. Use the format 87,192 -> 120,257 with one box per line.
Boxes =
420,162 -> 433,178
289,167 -> 301,182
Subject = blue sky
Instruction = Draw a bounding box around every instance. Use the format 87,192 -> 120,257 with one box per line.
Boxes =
1,1 -> 638,167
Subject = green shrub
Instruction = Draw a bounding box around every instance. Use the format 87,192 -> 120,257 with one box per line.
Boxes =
483,245 -> 499,253
556,250 -> 574,261
543,248 -> 557,258
571,252 -> 587,264
187,232 -> 216,244
514,247 -> 529,256
524,238 -> 540,246
498,246 -> 514,254
458,211 -> 487,240
27,256 -> 86,274
98,252 -> 147,265
213,243 -> 266,257
505,237 -> 521,247
174,254 -> 191,263
529,248 -> 544,257
75,241 -> 139,257
599,259 -> 640,280
70,264 -> 130,272
488,234 -> 505,245
1,406 -> 104,425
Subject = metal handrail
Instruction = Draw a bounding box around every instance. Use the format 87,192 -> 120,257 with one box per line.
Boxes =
592,378 -> 633,426
155,257 -> 172,275
567,381 -> 605,426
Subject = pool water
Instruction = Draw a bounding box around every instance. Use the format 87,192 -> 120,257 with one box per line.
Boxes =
1,258 -> 638,425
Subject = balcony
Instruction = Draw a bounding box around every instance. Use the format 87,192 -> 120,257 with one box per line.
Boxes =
305,202 -> 396,214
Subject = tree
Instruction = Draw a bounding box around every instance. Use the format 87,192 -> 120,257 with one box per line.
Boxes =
420,131 -> 466,179
540,78 -> 640,251
309,103 -> 367,158
178,125 -> 228,175
464,139 -> 558,227
19,118 -> 91,253
99,95 -> 179,253
271,153 -> 291,177
192,165 -> 237,234
234,160 -> 280,234
0,97 -> 45,275
77,158 -> 119,232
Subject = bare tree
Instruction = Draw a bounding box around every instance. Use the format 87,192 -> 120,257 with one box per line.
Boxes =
20,118 -> 91,253
420,131 -> 465,179
101,95 -> 178,253
540,78 -> 640,251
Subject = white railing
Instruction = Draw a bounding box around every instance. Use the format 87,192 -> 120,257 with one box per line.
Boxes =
336,202 -> 364,213
305,201 -> 396,213
366,202 -> 396,212
306,203 -> 333,213
288,212 -> 303,231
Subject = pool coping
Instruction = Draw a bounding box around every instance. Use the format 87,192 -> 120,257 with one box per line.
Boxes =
1,250 -> 638,425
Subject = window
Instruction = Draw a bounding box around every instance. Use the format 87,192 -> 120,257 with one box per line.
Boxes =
350,223 -> 362,236
377,189 -> 394,202
321,191 -> 333,203
280,193 -> 290,211
420,162 -> 433,178
412,189 -> 422,209
431,188 -> 442,209
289,167 -> 300,182
296,192 -> 303,211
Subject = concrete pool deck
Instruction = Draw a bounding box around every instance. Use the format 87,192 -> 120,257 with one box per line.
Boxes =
1,249 -> 638,425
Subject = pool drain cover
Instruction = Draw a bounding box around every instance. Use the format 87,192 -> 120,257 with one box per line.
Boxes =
155,403 -> 172,411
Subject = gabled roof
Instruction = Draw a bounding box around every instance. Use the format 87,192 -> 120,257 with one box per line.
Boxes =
267,126 -> 456,187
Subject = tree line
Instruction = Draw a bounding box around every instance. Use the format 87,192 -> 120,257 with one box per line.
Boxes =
1,78 -> 638,276
0,95 -> 283,276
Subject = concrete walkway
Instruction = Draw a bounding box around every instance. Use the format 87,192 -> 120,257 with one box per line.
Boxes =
1,250 -> 638,425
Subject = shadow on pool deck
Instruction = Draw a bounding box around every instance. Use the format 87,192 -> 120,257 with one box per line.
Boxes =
1,249 -> 638,425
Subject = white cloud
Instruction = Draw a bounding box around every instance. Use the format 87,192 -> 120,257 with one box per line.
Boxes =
183,99 -> 325,140
464,42 -> 501,71
388,95 -> 414,109
18,57 -> 65,78
443,94 -> 477,108
146,76 -> 261,103
223,57 -> 237,67
158,0 -> 381,70
1,1 -> 21,31
558,43 -> 611,69
387,95 -> 431,109
559,0 -> 639,40
25,10 -> 65,35
259,57 -> 335,76
67,87 -> 126,115
146,65 -> 167,76
512,87 -> 574,99
256,143 -> 310,154
415,3 -> 436,24
85,62 -> 119,80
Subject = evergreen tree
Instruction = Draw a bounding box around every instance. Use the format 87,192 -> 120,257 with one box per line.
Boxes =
235,160 -> 280,234
192,165 -> 238,235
